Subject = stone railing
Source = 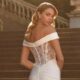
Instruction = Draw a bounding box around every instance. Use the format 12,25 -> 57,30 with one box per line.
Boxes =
0,19 -> 3,31
56,16 -> 69,28
0,0 -> 69,28
0,0 -> 36,22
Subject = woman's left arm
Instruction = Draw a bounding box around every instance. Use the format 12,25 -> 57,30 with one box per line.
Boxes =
45,26 -> 64,70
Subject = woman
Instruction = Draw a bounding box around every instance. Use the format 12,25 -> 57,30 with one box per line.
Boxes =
21,2 -> 64,80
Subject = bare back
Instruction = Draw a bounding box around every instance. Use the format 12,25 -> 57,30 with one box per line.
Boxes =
26,25 -> 56,43
26,26 -> 47,42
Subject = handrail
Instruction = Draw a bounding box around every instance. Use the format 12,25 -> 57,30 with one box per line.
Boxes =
0,0 -> 69,28
0,0 -> 36,21
0,19 -> 3,31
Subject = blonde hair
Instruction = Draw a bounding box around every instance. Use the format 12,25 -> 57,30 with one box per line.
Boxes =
26,2 -> 58,37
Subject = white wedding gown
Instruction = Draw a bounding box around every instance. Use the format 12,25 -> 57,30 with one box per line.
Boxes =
23,32 -> 61,80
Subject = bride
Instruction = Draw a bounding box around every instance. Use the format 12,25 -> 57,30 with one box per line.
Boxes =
21,2 -> 64,80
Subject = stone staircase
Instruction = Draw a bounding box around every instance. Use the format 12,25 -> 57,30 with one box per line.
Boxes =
0,8 -> 27,31
0,28 -> 80,80
0,0 -> 36,31
58,28 -> 80,80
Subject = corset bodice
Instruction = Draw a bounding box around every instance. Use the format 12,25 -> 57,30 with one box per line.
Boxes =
23,32 -> 59,64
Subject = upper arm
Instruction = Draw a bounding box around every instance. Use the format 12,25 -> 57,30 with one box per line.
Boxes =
21,46 -> 30,61
49,37 -> 64,61
44,25 -> 60,49
45,26 -> 63,59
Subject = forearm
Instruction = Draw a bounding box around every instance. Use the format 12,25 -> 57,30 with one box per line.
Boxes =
53,41 -> 64,70
21,59 -> 34,70
57,58 -> 64,70
55,50 -> 64,70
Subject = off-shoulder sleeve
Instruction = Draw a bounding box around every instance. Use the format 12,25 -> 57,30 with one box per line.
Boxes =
48,32 -> 59,40
22,32 -> 59,47
22,40 -> 34,47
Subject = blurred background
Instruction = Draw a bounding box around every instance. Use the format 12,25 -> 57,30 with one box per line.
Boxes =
0,0 -> 80,80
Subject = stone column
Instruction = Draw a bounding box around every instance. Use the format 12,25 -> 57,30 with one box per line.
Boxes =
2,0 -> 5,8
9,1 -> 12,11
5,0 -> 8,6
22,7 -> 26,18
0,19 -> 3,31
68,0 -> 80,28
18,5 -> 21,17
27,8 -> 30,20
14,2 -> 17,13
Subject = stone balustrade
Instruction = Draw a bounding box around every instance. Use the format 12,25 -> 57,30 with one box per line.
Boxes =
0,0 -> 36,21
0,19 -> 3,31
0,0 -> 68,28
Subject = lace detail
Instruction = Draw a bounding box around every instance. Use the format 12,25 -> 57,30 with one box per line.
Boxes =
23,32 -> 59,64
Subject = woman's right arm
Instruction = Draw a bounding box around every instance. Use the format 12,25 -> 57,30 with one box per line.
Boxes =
21,46 -> 34,70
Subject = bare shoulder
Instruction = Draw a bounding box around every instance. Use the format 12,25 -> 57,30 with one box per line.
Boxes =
44,25 -> 56,35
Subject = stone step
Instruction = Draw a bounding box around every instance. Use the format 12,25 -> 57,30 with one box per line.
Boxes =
62,70 -> 80,78
58,32 -> 80,37
63,52 -> 80,57
0,50 -> 80,57
0,54 -> 34,64
0,57 -> 20,63
0,28 -> 78,33
1,44 -> 80,49
0,47 -> 21,51
0,45 -> 80,52
0,56 -> 79,64
64,57 -> 80,63
0,41 -> 79,47
0,38 -> 80,42
0,37 -> 80,43
61,46 -> 80,50
0,42 -> 79,47
0,78 -> 80,80
0,51 -> 21,57
0,63 -> 27,71
0,43 -> 80,48
0,49 -> 80,57
0,47 -> 80,56
0,32 -> 24,37
62,49 -> 80,53
0,63 -> 80,70
57,28 -> 80,32
0,33 -> 80,40
64,63 -> 80,70
60,37 -> 80,41
62,78 -> 80,80
0,70 -> 80,78
61,43 -> 80,47
0,31 -> 80,38
0,29 -> 80,79
0,70 -> 29,78
0,78 -> 28,80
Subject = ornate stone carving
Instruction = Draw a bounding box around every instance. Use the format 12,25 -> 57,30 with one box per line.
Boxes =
70,0 -> 80,11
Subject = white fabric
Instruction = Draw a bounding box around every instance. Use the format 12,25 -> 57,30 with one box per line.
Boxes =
29,59 -> 60,80
23,32 -> 59,47
22,32 -> 60,80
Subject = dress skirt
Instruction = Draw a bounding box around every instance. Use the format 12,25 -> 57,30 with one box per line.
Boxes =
29,59 -> 61,80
